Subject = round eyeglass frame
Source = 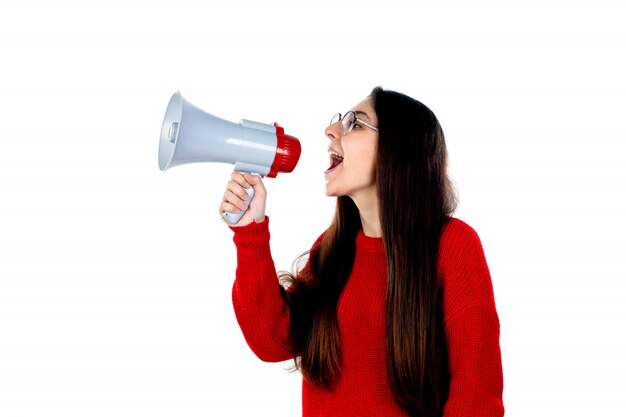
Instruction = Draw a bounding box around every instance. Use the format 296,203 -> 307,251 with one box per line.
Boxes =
330,111 -> 379,135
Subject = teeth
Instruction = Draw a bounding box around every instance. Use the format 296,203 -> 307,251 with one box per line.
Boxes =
329,151 -> 344,162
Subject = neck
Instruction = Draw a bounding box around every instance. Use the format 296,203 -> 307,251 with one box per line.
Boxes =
351,189 -> 382,238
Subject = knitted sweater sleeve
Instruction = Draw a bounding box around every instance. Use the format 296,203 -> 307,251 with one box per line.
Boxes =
439,219 -> 505,417
230,218 -> 293,363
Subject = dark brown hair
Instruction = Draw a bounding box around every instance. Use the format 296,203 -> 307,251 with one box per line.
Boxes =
281,87 -> 456,416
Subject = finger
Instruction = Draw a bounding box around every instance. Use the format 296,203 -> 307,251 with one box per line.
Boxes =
219,201 -> 242,215
243,178 -> 266,205
223,189 -> 249,211
226,180 -> 251,202
243,174 -> 257,184
231,171 -> 251,188
243,174 -> 266,193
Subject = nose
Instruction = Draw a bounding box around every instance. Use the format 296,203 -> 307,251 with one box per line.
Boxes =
325,121 -> 341,142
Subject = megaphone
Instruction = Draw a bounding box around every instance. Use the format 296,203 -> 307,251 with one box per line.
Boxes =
159,91 -> 301,224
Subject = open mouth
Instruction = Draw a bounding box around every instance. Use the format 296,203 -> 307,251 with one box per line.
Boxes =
326,151 -> 344,172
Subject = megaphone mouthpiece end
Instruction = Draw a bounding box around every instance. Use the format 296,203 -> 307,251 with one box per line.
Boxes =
268,132 -> 301,177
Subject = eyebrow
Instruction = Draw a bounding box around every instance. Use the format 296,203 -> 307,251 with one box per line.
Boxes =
354,110 -> 372,121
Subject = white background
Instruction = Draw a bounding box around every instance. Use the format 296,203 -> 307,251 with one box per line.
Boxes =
1,0 -> 625,416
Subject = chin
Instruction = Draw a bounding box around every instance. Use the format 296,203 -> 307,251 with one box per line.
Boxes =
324,183 -> 344,197
324,178 -> 336,196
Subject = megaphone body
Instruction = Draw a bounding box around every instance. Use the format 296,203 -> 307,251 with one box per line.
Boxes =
159,91 -> 301,224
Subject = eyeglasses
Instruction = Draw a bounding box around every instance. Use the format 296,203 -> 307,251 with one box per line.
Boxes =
330,111 -> 379,135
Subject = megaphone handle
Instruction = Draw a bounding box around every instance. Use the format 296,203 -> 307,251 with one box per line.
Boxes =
224,185 -> 255,225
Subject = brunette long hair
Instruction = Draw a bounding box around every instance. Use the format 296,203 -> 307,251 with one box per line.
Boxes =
281,87 -> 456,416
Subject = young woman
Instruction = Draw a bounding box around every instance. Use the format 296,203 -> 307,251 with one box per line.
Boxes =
219,87 -> 504,417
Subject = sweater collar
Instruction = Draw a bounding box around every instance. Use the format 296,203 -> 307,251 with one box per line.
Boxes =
356,229 -> 384,251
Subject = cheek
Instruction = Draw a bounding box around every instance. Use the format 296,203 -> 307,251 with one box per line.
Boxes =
343,138 -> 377,179
358,144 -> 377,177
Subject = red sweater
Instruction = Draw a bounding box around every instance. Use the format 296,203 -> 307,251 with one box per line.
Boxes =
231,217 -> 504,416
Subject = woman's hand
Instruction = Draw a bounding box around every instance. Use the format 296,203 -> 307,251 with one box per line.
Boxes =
219,171 -> 267,226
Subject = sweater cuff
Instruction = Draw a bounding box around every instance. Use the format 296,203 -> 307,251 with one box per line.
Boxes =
229,216 -> 270,249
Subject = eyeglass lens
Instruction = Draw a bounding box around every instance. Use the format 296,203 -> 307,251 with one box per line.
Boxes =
329,112 -> 357,134
341,112 -> 356,134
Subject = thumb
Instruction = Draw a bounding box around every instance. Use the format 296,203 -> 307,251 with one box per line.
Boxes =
244,174 -> 263,187
243,174 -> 266,197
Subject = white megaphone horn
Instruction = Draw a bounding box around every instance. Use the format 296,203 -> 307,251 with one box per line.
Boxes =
159,91 -> 301,224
